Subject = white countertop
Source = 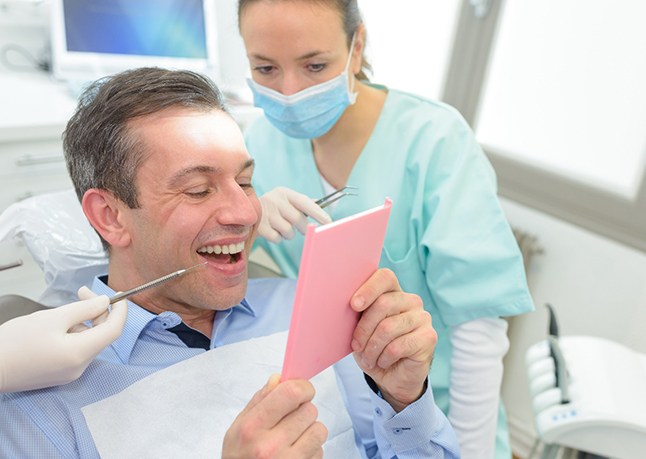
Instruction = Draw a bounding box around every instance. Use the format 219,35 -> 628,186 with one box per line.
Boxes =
0,72 -> 78,142
0,71 -> 261,142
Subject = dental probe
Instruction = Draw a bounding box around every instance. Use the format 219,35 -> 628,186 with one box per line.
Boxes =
108,262 -> 208,304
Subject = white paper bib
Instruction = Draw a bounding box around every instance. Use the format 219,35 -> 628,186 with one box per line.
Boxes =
82,331 -> 360,458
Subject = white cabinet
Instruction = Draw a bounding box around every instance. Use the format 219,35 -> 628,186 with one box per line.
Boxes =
0,73 -> 76,302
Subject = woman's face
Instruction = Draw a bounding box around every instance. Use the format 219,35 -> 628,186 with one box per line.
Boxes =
240,0 -> 359,95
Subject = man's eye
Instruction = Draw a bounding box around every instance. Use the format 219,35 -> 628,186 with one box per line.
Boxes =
185,189 -> 210,198
239,182 -> 254,190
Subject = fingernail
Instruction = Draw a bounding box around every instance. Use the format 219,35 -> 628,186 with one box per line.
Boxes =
264,373 -> 280,393
352,296 -> 365,310
351,339 -> 360,351
361,357 -> 372,370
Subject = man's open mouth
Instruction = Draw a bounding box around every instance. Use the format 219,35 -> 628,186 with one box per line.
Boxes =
197,242 -> 245,264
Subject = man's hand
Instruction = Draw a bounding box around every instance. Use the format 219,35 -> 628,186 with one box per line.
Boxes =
350,269 -> 437,412
222,374 -> 328,459
0,286 -> 127,393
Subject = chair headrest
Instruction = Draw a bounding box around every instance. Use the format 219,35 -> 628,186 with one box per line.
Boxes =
0,189 -> 108,306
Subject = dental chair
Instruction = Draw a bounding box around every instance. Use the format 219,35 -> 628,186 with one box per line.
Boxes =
0,294 -> 48,325
0,189 -> 282,314
525,305 -> 646,459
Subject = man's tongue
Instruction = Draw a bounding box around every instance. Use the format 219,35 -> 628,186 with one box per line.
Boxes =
203,253 -> 234,264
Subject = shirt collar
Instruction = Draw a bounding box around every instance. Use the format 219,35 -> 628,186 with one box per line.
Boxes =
92,276 -> 256,362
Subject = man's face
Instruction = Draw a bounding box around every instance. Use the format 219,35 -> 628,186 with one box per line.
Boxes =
117,108 -> 261,313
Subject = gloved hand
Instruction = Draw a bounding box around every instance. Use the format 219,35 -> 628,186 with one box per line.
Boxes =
258,187 -> 332,243
0,286 -> 127,392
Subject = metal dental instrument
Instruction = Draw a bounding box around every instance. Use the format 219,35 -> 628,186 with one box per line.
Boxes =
0,259 -> 23,272
108,262 -> 207,304
315,185 -> 358,209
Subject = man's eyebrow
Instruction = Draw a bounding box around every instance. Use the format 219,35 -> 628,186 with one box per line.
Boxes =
240,159 -> 255,174
167,165 -> 219,188
166,160 -> 254,188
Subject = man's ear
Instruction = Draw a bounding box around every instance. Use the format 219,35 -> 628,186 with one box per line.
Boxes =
82,189 -> 132,248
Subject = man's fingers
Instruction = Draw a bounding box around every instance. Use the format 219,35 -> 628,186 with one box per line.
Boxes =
239,373 -> 281,417
287,421 -> 328,459
254,380 -> 316,428
271,402 -> 321,449
351,287 -> 423,352
354,308 -> 418,367
375,318 -> 436,370
350,268 -> 401,312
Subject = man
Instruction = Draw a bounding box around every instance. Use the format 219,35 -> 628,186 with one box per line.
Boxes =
0,68 -> 459,458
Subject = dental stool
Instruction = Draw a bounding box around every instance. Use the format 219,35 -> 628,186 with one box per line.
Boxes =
525,306 -> 646,459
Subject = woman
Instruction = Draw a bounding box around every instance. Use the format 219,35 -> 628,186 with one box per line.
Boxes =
238,1 -> 534,457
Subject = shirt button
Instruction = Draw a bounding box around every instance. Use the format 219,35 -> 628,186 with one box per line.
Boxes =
374,407 -> 382,416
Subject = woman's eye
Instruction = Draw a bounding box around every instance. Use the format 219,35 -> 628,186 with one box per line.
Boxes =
254,65 -> 274,75
308,63 -> 326,73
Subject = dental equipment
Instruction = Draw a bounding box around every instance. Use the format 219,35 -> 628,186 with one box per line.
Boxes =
108,262 -> 207,304
315,186 -> 358,209
0,260 -> 22,272
525,304 -> 646,459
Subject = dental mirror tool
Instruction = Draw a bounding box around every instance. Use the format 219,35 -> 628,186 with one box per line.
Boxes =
108,262 -> 207,304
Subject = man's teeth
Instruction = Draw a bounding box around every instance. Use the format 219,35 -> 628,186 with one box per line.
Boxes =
197,242 -> 245,255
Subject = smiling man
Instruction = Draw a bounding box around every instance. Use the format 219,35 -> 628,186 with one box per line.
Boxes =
80,105 -> 258,337
0,68 -> 459,458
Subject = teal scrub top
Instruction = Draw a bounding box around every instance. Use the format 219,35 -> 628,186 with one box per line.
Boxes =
245,87 -> 534,455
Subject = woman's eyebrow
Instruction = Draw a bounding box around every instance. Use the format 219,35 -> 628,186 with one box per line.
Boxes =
250,50 -> 329,62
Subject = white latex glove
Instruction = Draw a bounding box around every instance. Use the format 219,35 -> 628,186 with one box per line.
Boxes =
258,187 -> 332,243
0,286 -> 127,393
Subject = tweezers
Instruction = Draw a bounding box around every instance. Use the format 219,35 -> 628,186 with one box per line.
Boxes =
315,185 -> 358,209
108,262 -> 207,304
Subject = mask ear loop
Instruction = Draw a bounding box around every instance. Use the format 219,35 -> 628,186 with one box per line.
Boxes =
345,32 -> 359,103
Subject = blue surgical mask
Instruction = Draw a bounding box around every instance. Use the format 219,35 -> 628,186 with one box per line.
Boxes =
247,35 -> 358,139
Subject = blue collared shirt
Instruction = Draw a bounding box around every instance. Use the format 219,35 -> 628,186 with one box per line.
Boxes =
0,277 -> 459,458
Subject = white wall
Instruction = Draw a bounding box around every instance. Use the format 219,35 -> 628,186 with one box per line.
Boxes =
499,197 -> 646,456
0,1 -> 49,73
211,0 -> 250,97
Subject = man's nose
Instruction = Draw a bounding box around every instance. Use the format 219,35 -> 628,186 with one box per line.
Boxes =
216,186 -> 258,227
